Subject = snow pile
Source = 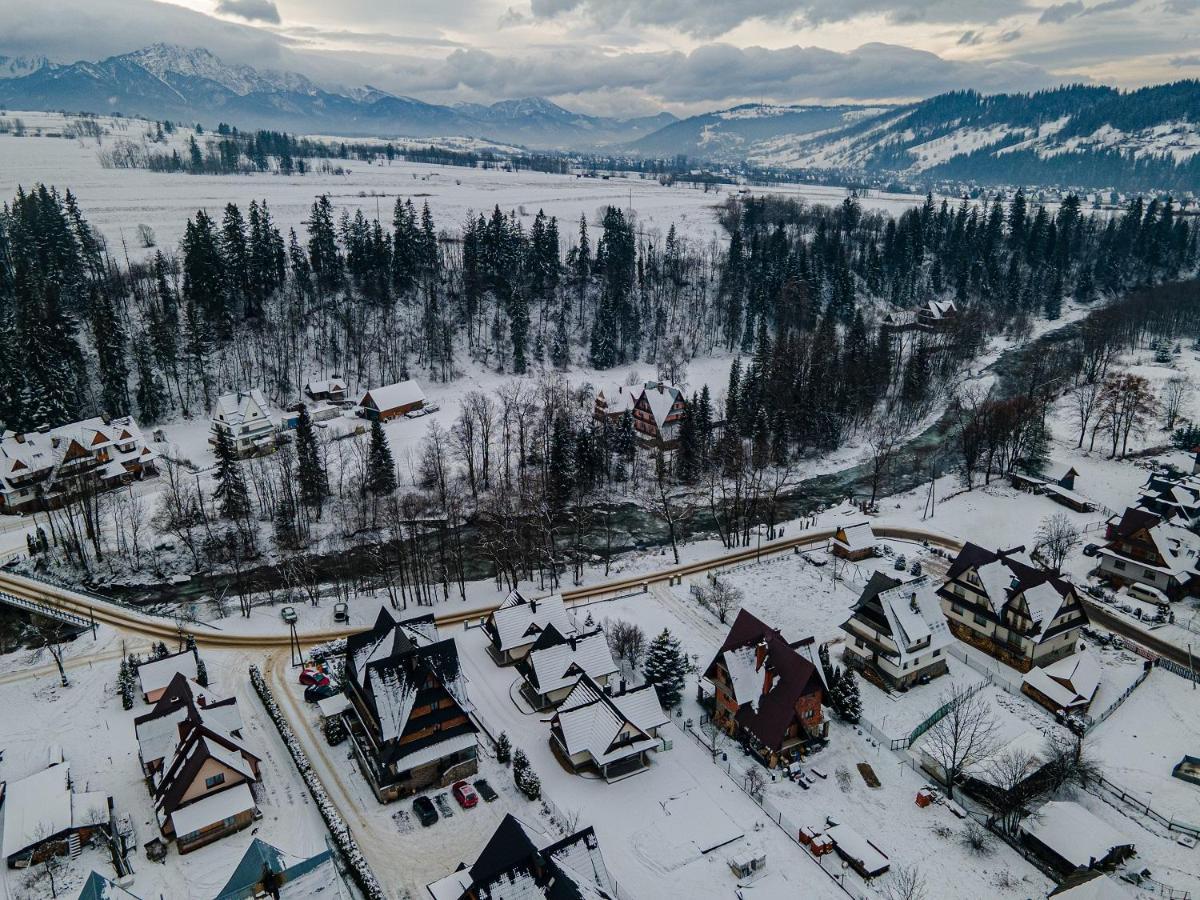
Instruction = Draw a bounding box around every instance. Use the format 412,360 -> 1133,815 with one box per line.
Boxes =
247,665 -> 386,900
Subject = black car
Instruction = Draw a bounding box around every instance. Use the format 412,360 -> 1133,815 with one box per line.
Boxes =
1083,543 -> 1100,557
473,778 -> 498,803
304,683 -> 339,703
413,796 -> 438,827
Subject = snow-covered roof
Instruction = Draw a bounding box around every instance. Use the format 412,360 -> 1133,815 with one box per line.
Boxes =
78,871 -> 145,900
135,693 -> 242,768
1148,521 -> 1200,577
833,522 -> 876,554
1022,650 -> 1101,711
876,579 -> 955,665
1022,580 -> 1067,626
594,383 -> 638,416
639,381 -> 682,430
1023,801 -> 1132,868
168,782 -> 255,839
305,377 -> 347,395
1,763 -> 108,861
391,731 -> 477,773
0,415 -> 154,494
553,678 -> 667,765
489,594 -> 574,652
212,389 -> 271,426
976,559 -> 1016,616
369,666 -> 419,743
526,630 -> 618,696
361,379 -> 425,412
826,823 -> 889,876
1049,870 -> 1135,900
723,646 -> 767,711
137,650 -> 199,697
316,693 -> 352,719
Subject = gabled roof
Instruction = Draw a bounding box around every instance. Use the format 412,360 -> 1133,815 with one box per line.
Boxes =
637,381 -> 683,430
487,593 -> 575,653
135,674 -> 242,768
873,578 -> 955,664
213,389 -> 271,426
703,609 -> 826,752
214,838 -> 339,900
136,648 -> 199,696
526,629 -> 618,696
1,762 -> 109,861
1023,801 -> 1132,868
153,718 -> 260,820
946,542 -> 1075,630
361,379 -> 425,412
1022,650 -> 1101,710
77,871 -> 144,900
833,522 -> 876,554
1107,506 -> 1161,540
552,676 -> 668,765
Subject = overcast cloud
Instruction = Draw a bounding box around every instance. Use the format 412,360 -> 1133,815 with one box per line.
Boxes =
0,0 -> 1186,115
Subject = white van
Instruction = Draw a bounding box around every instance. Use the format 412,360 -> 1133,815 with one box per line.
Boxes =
1127,582 -> 1169,607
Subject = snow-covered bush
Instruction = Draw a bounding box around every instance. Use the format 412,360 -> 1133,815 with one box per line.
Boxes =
248,665 -> 385,900
512,748 -> 541,800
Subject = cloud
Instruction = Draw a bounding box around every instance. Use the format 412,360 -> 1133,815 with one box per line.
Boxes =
1170,54 -> 1200,66
498,6 -> 527,27
1163,0 -> 1199,12
958,30 -> 982,45
1039,1 -> 1085,22
998,28 -> 1023,42
215,0 -> 281,24
530,0 -> 1031,38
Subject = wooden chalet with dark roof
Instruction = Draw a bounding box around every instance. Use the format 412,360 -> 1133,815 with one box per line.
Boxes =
342,609 -> 478,802
840,573 -> 953,689
938,543 -> 1085,672
703,609 -> 827,768
1098,506 -> 1200,600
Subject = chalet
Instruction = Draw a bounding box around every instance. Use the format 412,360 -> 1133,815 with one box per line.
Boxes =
214,838 -> 349,900
342,609 -> 478,802
518,626 -> 618,710
210,389 -> 277,458
1021,648 -> 1102,715
136,647 -> 201,703
1,761 -> 111,868
840,574 -> 954,689
1137,469 -> 1200,527
0,416 -> 157,513
1022,801 -> 1134,875
548,675 -> 668,781
632,380 -> 686,448
358,379 -> 426,422
1097,507 -> 1200,601
303,377 -> 348,404
704,609 -> 828,768
483,590 -> 575,665
916,299 -> 958,331
426,814 -> 616,900
937,543 -> 1086,672
831,522 -> 877,561
593,382 -> 639,423
133,674 -> 261,853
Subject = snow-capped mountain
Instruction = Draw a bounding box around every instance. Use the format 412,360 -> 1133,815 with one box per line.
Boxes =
0,54 -> 51,79
0,44 -> 675,149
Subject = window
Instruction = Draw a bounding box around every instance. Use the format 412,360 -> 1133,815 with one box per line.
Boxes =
1113,560 -> 1127,571
932,649 -> 941,658
205,773 -> 225,789
973,613 -> 988,627
951,604 -> 964,616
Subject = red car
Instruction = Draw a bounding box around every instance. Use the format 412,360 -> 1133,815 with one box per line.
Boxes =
452,780 -> 479,809
299,667 -> 330,687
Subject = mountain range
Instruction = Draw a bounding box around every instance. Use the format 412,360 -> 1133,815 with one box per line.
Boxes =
0,44 -> 676,149
0,45 -> 1198,191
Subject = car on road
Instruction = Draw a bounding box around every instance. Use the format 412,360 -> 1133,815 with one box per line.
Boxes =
473,779 -> 498,803
413,796 -> 438,827
333,602 -> 349,622
281,606 -> 298,624
452,780 -> 479,809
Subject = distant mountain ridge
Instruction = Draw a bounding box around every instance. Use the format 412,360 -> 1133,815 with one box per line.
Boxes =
0,43 -> 676,149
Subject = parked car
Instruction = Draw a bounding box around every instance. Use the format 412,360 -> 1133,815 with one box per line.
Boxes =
281,606 -> 298,624
1127,582 -> 1169,607
413,796 -> 438,827
333,602 -> 349,622
423,402 -> 440,413
1083,543 -> 1100,557
473,779 -> 498,803
299,667 -> 330,687
404,407 -> 428,419
304,683 -> 339,703
452,780 -> 479,809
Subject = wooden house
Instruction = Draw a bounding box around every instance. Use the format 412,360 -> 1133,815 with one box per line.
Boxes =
358,380 -> 426,422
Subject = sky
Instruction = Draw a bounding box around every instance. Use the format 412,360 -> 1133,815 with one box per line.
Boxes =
0,0 -> 1197,116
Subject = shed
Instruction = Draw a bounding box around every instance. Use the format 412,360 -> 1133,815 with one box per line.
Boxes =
1022,801 -> 1135,873
832,522 -> 877,561
825,823 -> 890,877
358,380 -> 426,422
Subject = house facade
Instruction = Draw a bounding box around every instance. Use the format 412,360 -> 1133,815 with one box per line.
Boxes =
518,625 -> 618,710
704,609 -> 827,768
210,389 -> 277,458
632,381 -> 686,448
0,416 -> 157,513
342,609 -> 478,802
304,377 -> 348,404
1097,506 -> 1200,601
358,379 -> 426,422
937,543 -> 1085,672
840,574 -> 953,689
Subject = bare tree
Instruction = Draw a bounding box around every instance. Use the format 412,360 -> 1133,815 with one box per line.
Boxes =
960,819 -> 994,855
1067,379 -> 1104,449
977,748 -> 1046,834
26,618 -> 74,687
652,450 -> 692,564
700,716 -> 730,762
700,576 -> 743,624
1161,376 -> 1191,432
1035,513 -> 1081,571
1042,729 -> 1103,792
922,686 -> 999,799
604,619 -> 647,674
882,865 -> 929,900
864,416 -> 906,508
743,766 -> 766,800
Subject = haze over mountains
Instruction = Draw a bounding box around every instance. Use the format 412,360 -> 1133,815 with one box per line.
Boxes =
1,44 -> 1198,191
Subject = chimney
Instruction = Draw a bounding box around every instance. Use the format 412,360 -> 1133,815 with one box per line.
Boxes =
13,433 -> 24,444
657,383 -> 665,394
530,599 -> 538,614
618,678 -> 627,695
568,635 -> 577,651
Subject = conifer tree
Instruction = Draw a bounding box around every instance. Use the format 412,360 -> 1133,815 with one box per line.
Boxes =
643,627 -> 687,709
676,398 -> 700,483
133,340 -> 168,422
295,405 -> 328,510
211,425 -> 250,520
496,731 -> 512,765
117,658 -> 135,709
833,667 -> 862,724
366,418 -> 398,495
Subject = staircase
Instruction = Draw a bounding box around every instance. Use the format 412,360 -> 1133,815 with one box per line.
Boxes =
67,832 -> 81,858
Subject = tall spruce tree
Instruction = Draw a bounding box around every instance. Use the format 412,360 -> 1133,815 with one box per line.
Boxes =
643,628 -> 687,709
366,419 -> 398,495
211,426 -> 250,520
295,405 -> 328,510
